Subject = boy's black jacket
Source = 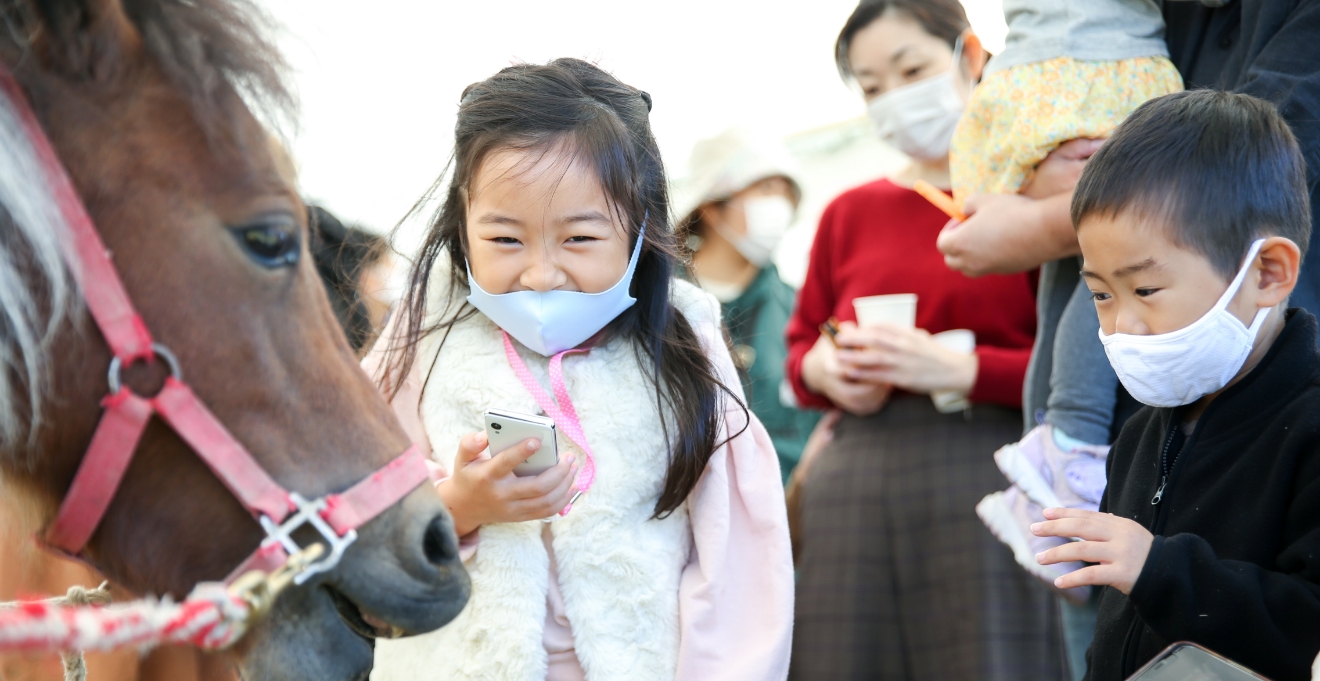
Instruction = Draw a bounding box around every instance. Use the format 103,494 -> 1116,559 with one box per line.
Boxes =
1085,309 -> 1320,681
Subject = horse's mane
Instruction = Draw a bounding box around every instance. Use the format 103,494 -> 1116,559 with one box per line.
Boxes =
0,92 -> 71,462
0,0 -> 293,463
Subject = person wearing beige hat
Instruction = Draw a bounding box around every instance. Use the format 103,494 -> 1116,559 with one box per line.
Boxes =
674,128 -> 820,483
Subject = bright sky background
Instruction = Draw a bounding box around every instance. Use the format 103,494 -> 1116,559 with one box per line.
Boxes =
270,1 -> 1007,244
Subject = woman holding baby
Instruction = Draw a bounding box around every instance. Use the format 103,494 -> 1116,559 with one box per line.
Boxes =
785,0 -> 1063,678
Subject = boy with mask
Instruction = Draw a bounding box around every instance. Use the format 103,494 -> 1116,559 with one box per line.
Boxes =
1032,90 -> 1320,681
964,0 -> 1186,612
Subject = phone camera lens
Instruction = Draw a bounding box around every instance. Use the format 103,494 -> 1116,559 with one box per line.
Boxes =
491,423 -> 502,431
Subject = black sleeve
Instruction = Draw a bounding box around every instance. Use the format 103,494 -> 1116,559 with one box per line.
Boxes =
1127,478 -> 1320,680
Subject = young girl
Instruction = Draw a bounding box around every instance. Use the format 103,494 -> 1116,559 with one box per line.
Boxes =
363,58 -> 793,681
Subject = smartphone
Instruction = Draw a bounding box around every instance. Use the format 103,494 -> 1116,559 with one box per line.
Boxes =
1127,642 -> 1270,681
484,409 -> 559,477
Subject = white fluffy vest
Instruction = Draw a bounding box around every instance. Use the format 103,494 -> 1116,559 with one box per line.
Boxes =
373,273 -> 722,681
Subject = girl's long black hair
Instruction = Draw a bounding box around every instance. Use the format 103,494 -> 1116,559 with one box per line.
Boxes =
380,58 -> 745,518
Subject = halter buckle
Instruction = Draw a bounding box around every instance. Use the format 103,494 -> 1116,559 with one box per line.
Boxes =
258,493 -> 358,585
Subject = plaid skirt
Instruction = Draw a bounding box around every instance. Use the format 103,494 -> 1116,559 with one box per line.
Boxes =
791,395 -> 1067,681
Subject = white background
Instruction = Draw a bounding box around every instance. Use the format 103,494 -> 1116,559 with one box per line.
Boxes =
269,1 -> 1007,254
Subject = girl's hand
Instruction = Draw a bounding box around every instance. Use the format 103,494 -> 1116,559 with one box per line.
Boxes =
1032,507 -> 1154,595
834,322 -> 977,396
801,331 -> 893,416
437,431 -> 580,537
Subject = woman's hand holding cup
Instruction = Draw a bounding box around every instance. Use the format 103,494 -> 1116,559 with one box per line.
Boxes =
802,325 -> 893,416
834,322 -> 978,396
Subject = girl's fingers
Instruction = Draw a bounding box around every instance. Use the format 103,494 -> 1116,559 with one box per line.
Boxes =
507,486 -> 573,519
454,431 -> 490,467
507,455 -> 577,500
488,438 -> 543,477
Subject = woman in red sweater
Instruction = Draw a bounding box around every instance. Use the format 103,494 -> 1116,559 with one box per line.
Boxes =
787,2 -> 1065,679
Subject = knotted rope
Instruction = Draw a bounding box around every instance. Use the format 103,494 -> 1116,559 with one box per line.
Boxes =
0,545 -> 321,681
0,582 -> 114,681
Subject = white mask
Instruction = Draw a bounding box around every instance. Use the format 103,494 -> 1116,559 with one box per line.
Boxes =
466,225 -> 645,356
713,195 -> 794,267
866,41 -> 967,161
1099,239 -> 1272,408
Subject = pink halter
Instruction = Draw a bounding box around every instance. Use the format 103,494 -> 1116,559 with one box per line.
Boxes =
0,62 -> 429,587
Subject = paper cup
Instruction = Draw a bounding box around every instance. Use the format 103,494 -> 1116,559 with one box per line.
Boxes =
931,329 -> 975,354
931,329 -> 976,413
853,293 -> 917,329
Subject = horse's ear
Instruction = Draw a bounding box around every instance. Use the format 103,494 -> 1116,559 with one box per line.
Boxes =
16,0 -> 141,77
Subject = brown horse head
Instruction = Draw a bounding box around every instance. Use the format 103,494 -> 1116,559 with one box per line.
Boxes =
0,1 -> 468,678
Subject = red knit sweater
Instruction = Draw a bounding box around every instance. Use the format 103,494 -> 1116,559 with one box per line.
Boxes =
786,178 -> 1037,410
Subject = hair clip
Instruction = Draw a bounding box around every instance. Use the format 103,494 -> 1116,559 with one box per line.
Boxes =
638,90 -> 652,112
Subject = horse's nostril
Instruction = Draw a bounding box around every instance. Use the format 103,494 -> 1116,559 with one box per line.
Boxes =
423,514 -> 458,565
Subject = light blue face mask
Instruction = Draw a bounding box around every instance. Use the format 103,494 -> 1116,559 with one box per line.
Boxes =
466,223 -> 646,356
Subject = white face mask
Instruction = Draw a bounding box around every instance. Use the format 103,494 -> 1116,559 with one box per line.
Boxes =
466,224 -> 645,356
1099,239 -> 1272,408
712,195 -> 794,267
866,41 -> 967,162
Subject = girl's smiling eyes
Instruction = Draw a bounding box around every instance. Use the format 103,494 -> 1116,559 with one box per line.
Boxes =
1135,287 -> 1161,297
1091,291 -> 1111,302
487,234 -> 603,246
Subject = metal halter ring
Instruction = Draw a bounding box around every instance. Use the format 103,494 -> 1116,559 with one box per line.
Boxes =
107,342 -> 183,396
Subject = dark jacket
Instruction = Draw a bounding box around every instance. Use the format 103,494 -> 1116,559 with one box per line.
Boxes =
719,265 -> 819,484
1085,309 -> 1320,681
1165,0 -> 1320,315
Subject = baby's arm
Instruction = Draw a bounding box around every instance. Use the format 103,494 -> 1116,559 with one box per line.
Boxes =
937,138 -> 1104,276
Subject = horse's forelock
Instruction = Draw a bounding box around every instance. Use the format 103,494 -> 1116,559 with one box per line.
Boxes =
0,92 -> 76,464
125,0 -> 296,135
4,0 -> 295,136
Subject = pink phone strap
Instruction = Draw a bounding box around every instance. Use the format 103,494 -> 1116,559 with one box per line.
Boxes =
502,332 -> 597,515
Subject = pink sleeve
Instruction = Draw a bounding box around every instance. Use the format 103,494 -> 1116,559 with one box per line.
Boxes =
361,322 -> 435,461
361,320 -> 479,559
676,293 -> 795,680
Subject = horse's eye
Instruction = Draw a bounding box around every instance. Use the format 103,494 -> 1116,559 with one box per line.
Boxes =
234,223 -> 300,268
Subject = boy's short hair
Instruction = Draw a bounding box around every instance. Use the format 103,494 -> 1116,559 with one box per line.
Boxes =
1072,89 -> 1311,279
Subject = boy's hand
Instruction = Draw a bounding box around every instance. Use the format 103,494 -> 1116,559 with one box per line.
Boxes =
437,431 -> 579,537
1032,507 -> 1154,595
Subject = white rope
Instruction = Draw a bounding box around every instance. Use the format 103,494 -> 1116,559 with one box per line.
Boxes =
0,583 -> 114,681
0,581 -> 252,656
